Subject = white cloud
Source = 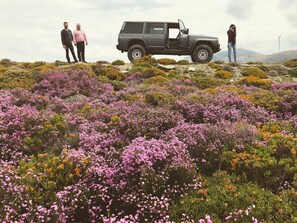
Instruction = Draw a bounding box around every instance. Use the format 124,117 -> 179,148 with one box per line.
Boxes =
0,0 -> 296,62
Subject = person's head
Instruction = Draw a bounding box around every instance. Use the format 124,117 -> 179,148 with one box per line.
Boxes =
229,24 -> 236,31
63,22 -> 68,29
76,23 -> 81,30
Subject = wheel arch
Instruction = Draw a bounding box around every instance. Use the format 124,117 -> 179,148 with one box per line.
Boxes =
127,39 -> 147,50
191,41 -> 213,53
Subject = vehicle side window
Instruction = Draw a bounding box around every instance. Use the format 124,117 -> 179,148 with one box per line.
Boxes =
123,23 -> 144,34
145,23 -> 165,34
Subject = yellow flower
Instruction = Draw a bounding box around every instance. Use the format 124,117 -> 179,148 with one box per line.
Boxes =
57,164 -> 64,170
75,167 -> 80,176
82,158 -> 89,165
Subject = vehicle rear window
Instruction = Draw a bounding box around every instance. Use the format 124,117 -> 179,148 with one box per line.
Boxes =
145,23 -> 165,34
123,22 -> 144,34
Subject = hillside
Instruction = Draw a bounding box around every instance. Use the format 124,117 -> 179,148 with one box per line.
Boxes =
212,48 -> 297,64
0,57 -> 297,222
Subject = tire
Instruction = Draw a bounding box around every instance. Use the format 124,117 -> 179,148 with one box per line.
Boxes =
191,44 -> 213,63
127,44 -> 146,62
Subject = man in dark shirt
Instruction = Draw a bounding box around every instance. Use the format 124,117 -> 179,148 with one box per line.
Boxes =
227,24 -> 237,62
61,22 -> 78,63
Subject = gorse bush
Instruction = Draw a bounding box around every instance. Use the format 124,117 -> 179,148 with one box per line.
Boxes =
214,70 -> 233,79
143,75 -> 169,85
111,59 -> 125,65
283,58 -> 297,68
157,58 -> 177,65
236,75 -> 272,89
241,66 -> 268,78
0,70 -> 38,90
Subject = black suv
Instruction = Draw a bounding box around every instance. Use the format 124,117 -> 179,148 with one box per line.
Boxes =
116,19 -> 220,63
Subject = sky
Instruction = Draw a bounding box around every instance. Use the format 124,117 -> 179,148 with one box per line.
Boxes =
1,0 -> 297,63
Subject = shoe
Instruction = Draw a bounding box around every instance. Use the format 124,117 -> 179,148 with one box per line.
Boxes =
83,61 -> 87,63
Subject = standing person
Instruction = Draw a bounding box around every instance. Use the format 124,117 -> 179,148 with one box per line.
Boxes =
61,22 -> 78,63
227,24 -> 237,62
73,23 -> 88,63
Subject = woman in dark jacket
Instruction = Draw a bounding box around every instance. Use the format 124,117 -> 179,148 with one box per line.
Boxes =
227,24 -> 236,62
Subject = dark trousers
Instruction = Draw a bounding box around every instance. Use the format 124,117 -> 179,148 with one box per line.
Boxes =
76,42 -> 85,62
65,44 -> 78,63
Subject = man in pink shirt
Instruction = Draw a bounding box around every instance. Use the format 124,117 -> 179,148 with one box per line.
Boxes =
73,23 -> 88,62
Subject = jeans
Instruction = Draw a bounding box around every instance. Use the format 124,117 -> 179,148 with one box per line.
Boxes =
228,42 -> 236,62
76,42 -> 86,62
65,44 -> 78,63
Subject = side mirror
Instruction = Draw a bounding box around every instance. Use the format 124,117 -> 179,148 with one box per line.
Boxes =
186,28 -> 189,34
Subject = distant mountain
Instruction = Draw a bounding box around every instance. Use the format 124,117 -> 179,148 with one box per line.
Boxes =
261,50 -> 297,63
212,48 -> 297,63
212,48 -> 264,63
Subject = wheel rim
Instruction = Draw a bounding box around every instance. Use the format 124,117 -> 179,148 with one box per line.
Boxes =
132,49 -> 142,59
198,49 -> 208,60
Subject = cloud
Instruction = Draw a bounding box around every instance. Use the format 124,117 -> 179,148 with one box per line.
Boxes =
278,0 -> 297,27
226,0 -> 256,20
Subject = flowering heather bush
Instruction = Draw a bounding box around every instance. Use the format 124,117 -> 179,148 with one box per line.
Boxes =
33,69 -> 114,99
0,61 -> 296,222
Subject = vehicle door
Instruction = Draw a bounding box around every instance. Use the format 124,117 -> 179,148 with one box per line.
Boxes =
178,19 -> 189,50
144,23 -> 165,52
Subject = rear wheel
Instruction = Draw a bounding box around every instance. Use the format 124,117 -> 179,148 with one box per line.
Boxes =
127,44 -> 146,62
191,44 -> 213,63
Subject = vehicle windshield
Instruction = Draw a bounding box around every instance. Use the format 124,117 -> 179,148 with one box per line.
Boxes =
178,19 -> 186,32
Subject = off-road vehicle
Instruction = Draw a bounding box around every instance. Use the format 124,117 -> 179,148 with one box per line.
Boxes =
116,19 -> 220,63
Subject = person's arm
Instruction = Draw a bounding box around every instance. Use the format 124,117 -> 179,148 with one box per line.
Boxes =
61,30 -> 66,48
72,30 -> 77,45
84,31 -> 88,45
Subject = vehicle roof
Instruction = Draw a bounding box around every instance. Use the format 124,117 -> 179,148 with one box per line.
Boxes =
124,21 -> 178,24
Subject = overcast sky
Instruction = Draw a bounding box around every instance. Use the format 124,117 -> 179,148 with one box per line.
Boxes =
1,0 -> 297,62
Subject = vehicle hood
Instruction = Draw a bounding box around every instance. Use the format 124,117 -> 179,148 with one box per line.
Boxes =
189,34 -> 218,41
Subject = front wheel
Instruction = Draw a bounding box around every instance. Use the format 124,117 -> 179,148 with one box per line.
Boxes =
191,44 -> 213,63
127,44 -> 146,62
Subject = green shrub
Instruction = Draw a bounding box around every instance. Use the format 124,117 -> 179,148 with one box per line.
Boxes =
268,64 -> 289,76
208,62 -> 222,70
111,59 -> 125,65
241,66 -> 268,78
256,65 -> 269,72
145,91 -> 173,106
63,62 -> 96,78
0,69 -> 38,90
283,58 -> 297,68
91,63 -> 107,76
251,89 -> 281,112
17,153 -> 89,204
157,58 -> 177,65
0,58 -> 16,67
191,76 -> 226,89
214,70 -> 233,79
236,75 -> 272,89
289,68 -> 297,77
24,114 -> 67,155
170,171 -> 297,223
103,67 -> 124,80
110,80 -> 127,91
133,55 -> 157,66
27,61 -> 46,69
54,60 -> 69,66
143,75 -> 169,85
177,60 -> 190,65
143,67 -> 166,78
